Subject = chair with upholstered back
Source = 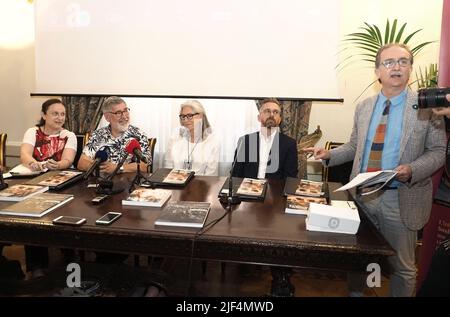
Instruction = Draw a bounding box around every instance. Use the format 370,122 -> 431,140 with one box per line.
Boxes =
147,138 -> 157,173
321,141 -> 353,184
0,133 -> 7,168
73,132 -> 91,169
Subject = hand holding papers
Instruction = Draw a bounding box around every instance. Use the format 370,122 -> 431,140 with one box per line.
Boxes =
335,170 -> 398,196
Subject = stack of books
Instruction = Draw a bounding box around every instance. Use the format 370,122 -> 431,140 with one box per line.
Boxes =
283,178 -> 328,215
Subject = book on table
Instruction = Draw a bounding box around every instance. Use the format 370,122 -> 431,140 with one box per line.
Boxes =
283,177 -> 328,198
154,201 -> 211,228
218,177 -> 267,201
145,168 -> 194,187
0,184 -> 49,202
122,187 -> 172,207
285,195 -> 328,215
283,178 -> 329,215
26,170 -> 84,190
0,193 -> 74,217
335,170 -> 397,196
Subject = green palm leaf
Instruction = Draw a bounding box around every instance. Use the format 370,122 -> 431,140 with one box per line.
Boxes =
339,19 -> 434,67
338,19 -> 437,101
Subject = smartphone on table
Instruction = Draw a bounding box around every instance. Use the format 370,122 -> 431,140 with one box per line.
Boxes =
95,212 -> 122,225
53,216 -> 86,226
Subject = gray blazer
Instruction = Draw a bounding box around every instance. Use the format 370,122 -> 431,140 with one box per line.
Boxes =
328,90 -> 447,230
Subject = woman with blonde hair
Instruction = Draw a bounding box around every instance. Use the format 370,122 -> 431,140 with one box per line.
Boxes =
164,100 -> 220,176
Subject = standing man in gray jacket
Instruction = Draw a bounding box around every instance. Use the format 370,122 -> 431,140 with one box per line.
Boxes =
306,43 -> 447,296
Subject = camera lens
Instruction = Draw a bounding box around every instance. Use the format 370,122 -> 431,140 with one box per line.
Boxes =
418,87 -> 450,108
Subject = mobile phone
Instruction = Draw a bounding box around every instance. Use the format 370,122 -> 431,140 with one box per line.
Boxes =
53,216 -> 86,226
91,194 -> 109,204
95,212 -> 122,225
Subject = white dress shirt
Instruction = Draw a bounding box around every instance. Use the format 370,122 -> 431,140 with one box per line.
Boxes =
257,127 -> 279,179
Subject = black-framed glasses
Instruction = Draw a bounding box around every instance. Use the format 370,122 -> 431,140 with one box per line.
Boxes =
109,108 -> 130,116
179,113 -> 198,121
381,58 -> 411,69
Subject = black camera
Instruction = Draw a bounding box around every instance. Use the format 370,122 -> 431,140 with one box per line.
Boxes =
418,87 -> 450,108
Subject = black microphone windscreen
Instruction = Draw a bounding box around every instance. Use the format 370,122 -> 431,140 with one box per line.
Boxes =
95,150 -> 109,162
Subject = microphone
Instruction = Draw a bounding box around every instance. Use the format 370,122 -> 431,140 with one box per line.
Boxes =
83,149 -> 108,180
104,152 -> 129,181
220,138 -> 243,206
125,139 -> 148,164
97,150 -> 129,195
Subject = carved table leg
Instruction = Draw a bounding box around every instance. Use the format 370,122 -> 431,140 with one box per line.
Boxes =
270,266 -> 295,297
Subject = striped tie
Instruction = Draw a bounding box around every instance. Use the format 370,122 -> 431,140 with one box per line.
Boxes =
367,99 -> 391,172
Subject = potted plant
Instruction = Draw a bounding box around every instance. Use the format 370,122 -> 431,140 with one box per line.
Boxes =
338,19 -> 436,99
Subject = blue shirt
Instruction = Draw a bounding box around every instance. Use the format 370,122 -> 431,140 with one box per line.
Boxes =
361,90 -> 406,186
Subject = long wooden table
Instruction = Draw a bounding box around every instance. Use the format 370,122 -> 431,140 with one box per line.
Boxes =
0,174 -> 394,295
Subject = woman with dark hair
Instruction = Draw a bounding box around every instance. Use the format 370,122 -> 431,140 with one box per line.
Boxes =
19,99 -> 77,278
164,100 -> 220,176
20,99 -> 77,171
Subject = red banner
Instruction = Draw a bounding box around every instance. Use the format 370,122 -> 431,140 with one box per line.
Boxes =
417,0 -> 450,291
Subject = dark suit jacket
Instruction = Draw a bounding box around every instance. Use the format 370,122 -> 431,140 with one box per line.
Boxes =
232,131 -> 298,179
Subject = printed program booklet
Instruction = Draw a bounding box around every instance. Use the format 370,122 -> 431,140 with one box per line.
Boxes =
122,187 -> 172,207
335,170 -> 397,196
154,201 -> 211,228
0,184 -> 49,202
0,193 -> 74,217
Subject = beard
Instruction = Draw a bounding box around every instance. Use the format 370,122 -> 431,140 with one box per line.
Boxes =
116,121 -> 130,133
262,117 -> 277,128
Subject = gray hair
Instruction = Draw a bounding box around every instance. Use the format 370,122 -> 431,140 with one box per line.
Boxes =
375,43 -> 414,68
102,96 -> 127,113
180,100 -> 212,138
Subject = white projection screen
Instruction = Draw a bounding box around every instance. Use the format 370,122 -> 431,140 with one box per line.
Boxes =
35,0 -> 342,99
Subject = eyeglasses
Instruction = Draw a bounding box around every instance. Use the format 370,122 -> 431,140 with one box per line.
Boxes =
261,109 -> 280,116
108,108 -> 130,117
381,58 -> 411,69
179,113 -> 198,121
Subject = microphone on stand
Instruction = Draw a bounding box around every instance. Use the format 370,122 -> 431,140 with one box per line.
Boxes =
124,139 -> 150,192
220,138 -> 244,207
125,139 -> 148,164
96,151 -> 128,195
83,149 -> 108,179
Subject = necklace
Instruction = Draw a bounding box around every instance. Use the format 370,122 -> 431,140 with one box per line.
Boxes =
183,137 -> 202,170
